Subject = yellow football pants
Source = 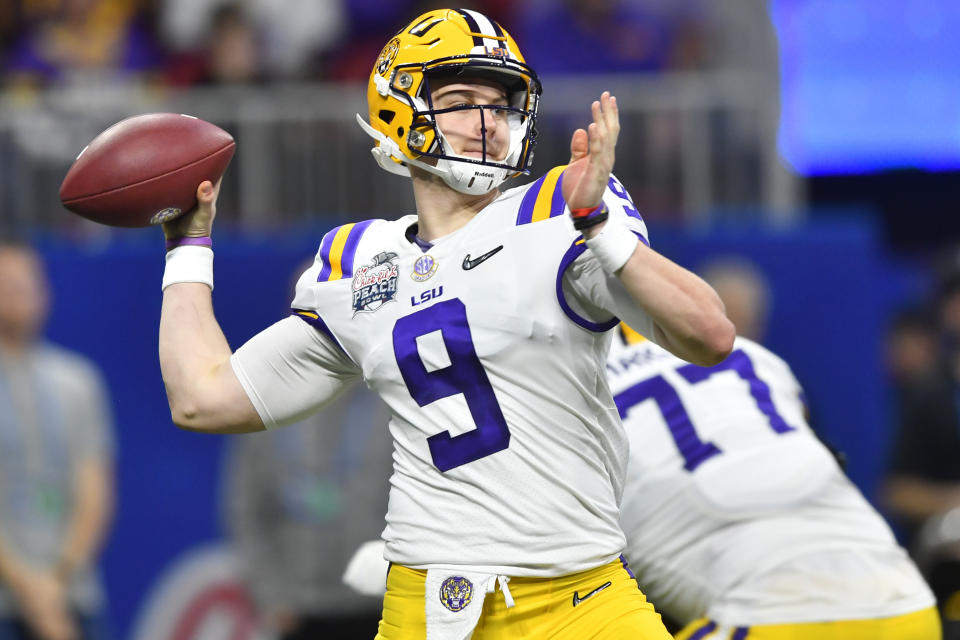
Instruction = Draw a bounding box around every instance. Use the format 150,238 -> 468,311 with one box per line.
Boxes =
375,558 -> 672,639
675,606 -> 942,640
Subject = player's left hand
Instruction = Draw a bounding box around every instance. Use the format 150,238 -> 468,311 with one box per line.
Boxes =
562,91 -> 619,212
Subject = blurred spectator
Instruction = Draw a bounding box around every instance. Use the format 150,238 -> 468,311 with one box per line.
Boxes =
512,0 -> 780,76
885,306 -> 939,386
326,0 -> 509,82
884,272 -> 960,637
0,3 -> 19,65
513,0 -> 692,75
164,5 -> 263,86
697,253 -> 853,470
0,242 -> 116,640
159,0 -> 346,81
223,384 -> 393,639
222,260 -> 393,639
885,279 -> 960,533
698,255 -> 771,343
3,0 -> 165,91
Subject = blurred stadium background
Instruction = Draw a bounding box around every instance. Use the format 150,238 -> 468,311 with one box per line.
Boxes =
3,0 -> 960,637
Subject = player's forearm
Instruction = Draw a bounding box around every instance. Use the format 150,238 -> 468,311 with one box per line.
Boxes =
883,476 -> 960,520
58,460 -> 113,583
160,283 -> 263,432
619,243 -> 734,366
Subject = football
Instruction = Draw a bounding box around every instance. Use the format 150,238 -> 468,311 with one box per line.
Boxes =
59,113 -> 235,227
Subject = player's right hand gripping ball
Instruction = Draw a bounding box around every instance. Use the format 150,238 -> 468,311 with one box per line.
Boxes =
59,113 -> 235,228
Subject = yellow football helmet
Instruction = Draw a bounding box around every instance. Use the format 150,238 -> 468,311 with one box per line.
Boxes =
356,8 -> 541,195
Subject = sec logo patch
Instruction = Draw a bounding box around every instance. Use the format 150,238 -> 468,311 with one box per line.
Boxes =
411,254 -> 438,282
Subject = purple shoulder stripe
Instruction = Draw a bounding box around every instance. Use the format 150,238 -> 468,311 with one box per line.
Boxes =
515,173 -> 547,225
316,219 -> 376,282
555,240 -> 619,332
549,171 -> 566,218
316,227 -> 339,282
340,219 -> 375,279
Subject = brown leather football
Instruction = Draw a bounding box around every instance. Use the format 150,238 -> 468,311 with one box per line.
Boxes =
60,113 -> 235,227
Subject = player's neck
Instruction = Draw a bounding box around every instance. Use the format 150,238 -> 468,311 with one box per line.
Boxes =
410,171 -> 499,242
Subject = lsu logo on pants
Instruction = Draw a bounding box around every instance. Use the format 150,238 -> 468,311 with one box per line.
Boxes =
439,576 -> 474,612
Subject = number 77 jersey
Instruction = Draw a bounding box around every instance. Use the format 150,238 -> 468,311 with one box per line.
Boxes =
230,168 -> 653,576
608,334 -> 934,626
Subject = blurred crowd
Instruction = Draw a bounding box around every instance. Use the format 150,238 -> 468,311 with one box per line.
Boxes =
883,249 -> 960,634
0,0 -> 773,92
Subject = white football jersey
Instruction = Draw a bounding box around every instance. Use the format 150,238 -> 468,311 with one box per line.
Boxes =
231,167 -> 654,576
608,335 -> 935,625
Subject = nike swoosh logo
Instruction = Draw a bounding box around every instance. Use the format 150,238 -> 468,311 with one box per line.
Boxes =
572,581 -> 612,607
462,245 -> 504,270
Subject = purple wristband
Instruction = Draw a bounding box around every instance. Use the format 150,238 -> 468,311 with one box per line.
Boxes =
166,236 -> 212,251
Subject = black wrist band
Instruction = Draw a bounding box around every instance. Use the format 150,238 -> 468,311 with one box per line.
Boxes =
573,208 -> 610,230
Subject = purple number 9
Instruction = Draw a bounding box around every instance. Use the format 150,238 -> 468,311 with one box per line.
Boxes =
607,176 -> 642,221
393,298 -> 511,472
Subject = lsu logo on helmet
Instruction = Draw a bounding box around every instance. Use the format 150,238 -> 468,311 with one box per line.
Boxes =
375,37 -> 400,76
356,8 -> 542,196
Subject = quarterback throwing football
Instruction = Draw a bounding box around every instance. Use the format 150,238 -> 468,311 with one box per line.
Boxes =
157,8 -> 733,639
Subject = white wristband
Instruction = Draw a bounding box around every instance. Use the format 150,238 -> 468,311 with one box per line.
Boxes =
585,217 -> 640,274
162,245 -> 214,290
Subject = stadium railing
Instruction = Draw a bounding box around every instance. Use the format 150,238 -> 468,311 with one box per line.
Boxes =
0,71 -> 799,235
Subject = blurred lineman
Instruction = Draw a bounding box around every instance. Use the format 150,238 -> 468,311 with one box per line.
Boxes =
609,327 -> 940,639
157,8 -> 733,639
0,244 -> 115,640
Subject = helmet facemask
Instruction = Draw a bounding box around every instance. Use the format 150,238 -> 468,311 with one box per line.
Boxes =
405,61 -> 540,194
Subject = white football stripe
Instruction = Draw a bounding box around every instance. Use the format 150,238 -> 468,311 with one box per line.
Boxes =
463,9 -> 500,51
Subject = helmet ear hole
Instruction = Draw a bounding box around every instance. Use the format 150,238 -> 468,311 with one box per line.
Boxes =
378,110 -> 396,124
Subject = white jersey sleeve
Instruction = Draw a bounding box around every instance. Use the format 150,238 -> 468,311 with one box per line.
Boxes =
560,174 -> 656,339
230,315 -> 362,430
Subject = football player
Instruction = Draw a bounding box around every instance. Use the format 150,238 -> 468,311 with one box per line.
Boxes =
609,326 -> 941,639
157,8 -> 734,639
